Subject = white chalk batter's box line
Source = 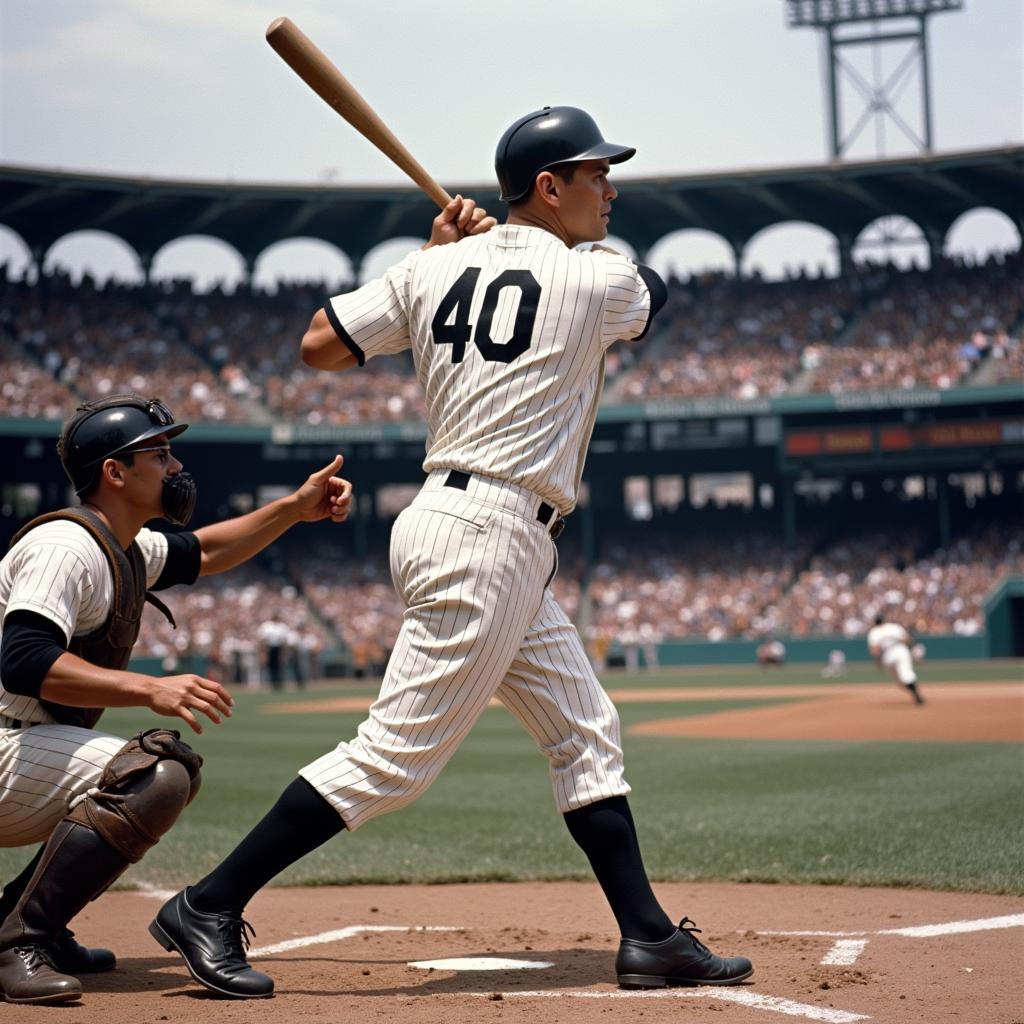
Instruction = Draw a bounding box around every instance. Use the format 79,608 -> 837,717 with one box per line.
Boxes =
466,988 -> 869,1023
130,891 -> 1024,1024
762,913 -> 1024,966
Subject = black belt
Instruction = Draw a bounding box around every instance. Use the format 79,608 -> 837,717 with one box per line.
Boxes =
444,471 -> 565,539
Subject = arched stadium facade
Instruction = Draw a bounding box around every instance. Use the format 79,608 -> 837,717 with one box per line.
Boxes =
2,145 -> 1021,280
2,150 -> 1022,669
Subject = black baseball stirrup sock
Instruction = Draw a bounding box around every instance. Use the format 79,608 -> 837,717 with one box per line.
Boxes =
563,795 -> 676,943
190,777 -> 344,915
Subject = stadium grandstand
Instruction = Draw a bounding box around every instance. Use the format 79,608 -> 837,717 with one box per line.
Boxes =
2,147 -> 1022,675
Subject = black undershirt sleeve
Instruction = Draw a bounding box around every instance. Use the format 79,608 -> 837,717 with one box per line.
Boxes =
152,531 -> 202,591
635,265 -> 668,341
0,610 -> 68,698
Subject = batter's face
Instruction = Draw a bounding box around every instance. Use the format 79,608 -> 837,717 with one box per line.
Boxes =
556,159 -> 617,245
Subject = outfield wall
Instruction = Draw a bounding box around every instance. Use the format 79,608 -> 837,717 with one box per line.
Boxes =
610,634 -> 989,668
130,632 -> 995,678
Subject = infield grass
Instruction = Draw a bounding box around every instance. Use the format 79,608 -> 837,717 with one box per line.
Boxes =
2,661 -> 1021,895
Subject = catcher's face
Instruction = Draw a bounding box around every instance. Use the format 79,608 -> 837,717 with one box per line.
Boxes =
114,434 -> 183,517
557,159 -> 617,245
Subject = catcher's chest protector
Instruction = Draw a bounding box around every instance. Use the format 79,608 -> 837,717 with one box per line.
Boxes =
9,507 -> 159,729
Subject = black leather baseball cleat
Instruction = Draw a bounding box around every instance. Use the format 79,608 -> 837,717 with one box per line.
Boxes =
616,918 -> 754,988
53,928 -> 116,974
149,888 -> 274,999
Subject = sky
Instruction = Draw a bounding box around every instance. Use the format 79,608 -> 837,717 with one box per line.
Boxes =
1,0 -> 1021,286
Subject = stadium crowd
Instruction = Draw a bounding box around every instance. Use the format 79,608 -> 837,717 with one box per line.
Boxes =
127,513 -> 1021,678
799,257 -> 1023,393
2,251 -> 1020,421
769,521 -> 1024,639
587,531 -> 810,645
134,561 -> 331,687
3,245 -> 1021,679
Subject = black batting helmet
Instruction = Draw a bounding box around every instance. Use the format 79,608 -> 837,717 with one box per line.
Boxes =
58,395 -> 188,497
495,106 -> 636,203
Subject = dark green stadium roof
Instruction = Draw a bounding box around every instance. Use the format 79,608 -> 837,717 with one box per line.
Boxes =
1,145 -> 1021,269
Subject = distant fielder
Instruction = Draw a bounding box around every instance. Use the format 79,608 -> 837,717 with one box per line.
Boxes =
821,648 -> 847,678
867,615 -> 925,704
756,639 -> 786,668
150,105 -> 753,999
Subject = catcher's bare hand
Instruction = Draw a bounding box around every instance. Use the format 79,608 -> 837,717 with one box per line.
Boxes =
425,195 -> 497,248
149,674 -> 234,735
293,454 -> 353,523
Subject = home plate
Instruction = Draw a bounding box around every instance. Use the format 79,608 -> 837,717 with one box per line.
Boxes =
409,957 -> 554,971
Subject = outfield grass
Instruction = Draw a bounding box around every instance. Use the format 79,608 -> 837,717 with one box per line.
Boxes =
2,662 -> 1021,894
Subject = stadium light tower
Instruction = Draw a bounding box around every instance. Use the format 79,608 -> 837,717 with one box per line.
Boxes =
786,0 -> 964,159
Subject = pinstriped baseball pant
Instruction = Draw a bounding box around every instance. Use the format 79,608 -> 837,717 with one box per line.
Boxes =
301,472 -> 630,831
0,722 -> 124,846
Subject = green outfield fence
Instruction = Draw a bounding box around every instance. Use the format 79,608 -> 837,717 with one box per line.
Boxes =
126,575 -> 1023,675
128,633 -> 1001,677
616,634 -> 987,667
985,575 -> 1024,657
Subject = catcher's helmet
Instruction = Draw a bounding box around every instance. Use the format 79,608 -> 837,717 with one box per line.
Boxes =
495,106 -> 635,203
58,395 -> 188,496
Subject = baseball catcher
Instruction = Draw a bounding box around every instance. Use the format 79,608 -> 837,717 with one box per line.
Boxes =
0,394 -> 352,1004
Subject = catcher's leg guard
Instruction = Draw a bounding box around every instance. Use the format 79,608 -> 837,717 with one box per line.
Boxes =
0,730 -> 201,961
0,821 -> 134,1004
65,754 -> 197,864
0,848 -> 115,975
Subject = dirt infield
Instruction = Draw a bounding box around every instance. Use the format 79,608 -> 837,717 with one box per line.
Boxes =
8,682 -> 1018,1020
152,680 -> 1024,1023
630,682 -> 1024,742
270,682 -> 1024,743
30,881 -> 1023,1024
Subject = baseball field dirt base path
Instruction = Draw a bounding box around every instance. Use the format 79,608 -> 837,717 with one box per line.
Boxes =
21,881 -> 1022,1024
627,682 -> 1024,742
268,682 -> 1024,743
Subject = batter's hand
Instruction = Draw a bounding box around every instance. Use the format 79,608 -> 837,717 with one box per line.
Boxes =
292,454 -> 353,523
424,195 -> 497,248
149,674 -> 234,735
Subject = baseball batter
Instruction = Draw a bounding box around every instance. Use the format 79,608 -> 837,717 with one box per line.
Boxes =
151,107 -> 753,998
0,395 -> 352,1004
867,615 -> 925,704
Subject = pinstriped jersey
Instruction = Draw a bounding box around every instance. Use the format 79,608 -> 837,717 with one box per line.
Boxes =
0,522 -> 170,724
867,622 -> 911,656
326,225 -> 655,514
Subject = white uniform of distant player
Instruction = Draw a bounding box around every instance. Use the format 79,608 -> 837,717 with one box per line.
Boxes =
0,522 -> 174,845
821,648 -> 847,678
867,620 -> 924,703
300,225 -> 656,828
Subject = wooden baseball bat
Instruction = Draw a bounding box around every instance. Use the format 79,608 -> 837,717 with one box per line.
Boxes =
265,17 -> 452,209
